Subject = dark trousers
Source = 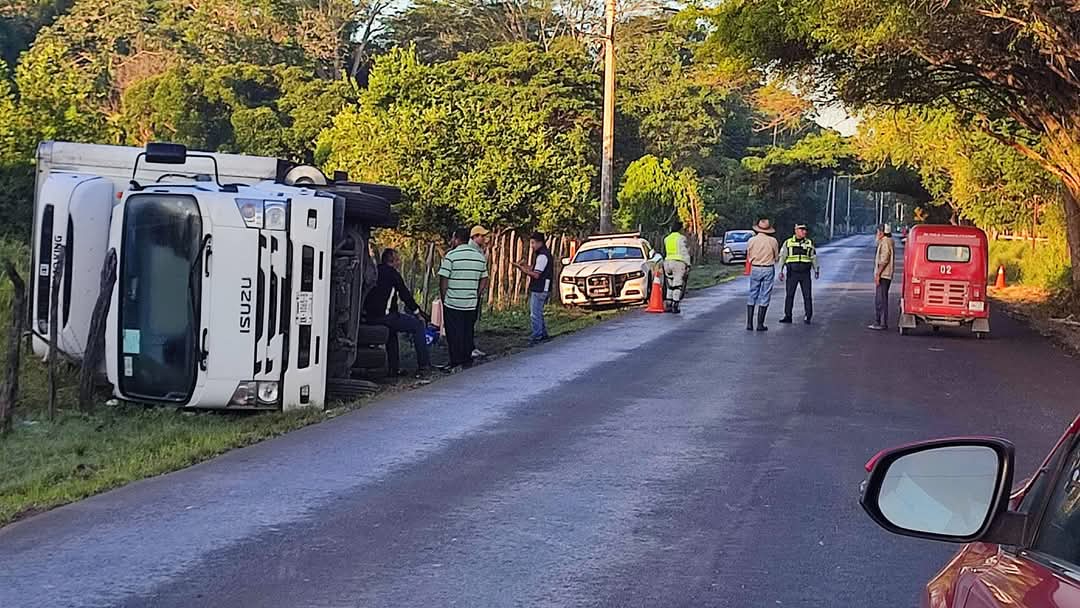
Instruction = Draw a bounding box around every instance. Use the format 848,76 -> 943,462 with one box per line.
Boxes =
784,269 -> 813,320
375,312 -> 430,373
444,306 -> 477,367
875,278 -> 892,327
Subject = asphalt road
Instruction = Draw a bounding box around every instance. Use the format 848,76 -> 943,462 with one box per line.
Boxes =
2,234 -> 1079,608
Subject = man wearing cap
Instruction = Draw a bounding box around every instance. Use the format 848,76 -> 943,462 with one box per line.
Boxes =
778,224 -> 820,324
869,224 -> 895,331
438,227 -> 489,369
745,218 -> 780,331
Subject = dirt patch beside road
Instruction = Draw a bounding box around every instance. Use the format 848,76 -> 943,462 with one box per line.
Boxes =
992,285 -> 1080,356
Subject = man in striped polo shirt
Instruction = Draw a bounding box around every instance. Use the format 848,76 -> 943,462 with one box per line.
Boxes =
439,227 -> 489,369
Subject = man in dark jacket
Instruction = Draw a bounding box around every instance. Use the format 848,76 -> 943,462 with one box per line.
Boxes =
365,248 -> 431,376
512,231 -> 554,346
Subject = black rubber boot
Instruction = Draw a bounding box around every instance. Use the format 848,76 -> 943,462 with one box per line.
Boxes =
746,306 -> 755,331
756,306 -> 769,331
779,316 -> 793,324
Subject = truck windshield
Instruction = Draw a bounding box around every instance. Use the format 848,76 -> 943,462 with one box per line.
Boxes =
118,194 -> 203,403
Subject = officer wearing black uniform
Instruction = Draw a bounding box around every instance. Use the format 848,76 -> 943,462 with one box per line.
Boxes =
778,224 -> 820,324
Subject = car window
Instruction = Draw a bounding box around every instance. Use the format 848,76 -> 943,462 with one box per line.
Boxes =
725,232 -> 753,243
1032,438 -> 1080,565
927,245 -> 971,263
573,246 -> 645,263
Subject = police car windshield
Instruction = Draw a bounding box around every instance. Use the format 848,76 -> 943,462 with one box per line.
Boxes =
574,246 -> 645,262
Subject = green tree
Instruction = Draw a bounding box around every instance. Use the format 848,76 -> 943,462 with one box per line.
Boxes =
701,0 -> 1080,287
318,44 -> 600,235
119,63 -> 353,161
857,107 -> 1055,230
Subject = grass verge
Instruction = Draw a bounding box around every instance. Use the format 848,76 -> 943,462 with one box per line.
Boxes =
0,258 -> 739,527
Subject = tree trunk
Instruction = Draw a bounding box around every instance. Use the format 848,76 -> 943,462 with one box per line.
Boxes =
1062,186 -> 1080,292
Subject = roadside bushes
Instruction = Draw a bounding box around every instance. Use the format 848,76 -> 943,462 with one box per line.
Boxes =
989,236 -> 1069,291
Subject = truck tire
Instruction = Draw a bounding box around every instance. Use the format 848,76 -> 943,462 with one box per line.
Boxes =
327,378 -> 379,401
356,324 -> 389,346
343,193 -> 391,223
352,346 -> 388,370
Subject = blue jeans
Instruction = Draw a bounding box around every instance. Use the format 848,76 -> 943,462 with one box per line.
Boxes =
375,312 -> 431,372
747,266 -> 775,306
529,291 -> 549,343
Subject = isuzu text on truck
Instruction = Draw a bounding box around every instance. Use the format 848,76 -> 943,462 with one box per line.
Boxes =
31,141 -> 399,410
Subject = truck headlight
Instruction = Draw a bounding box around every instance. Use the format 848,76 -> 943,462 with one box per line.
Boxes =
257,381 -> 280,404
263,202 -> 287,231
228,381 -> 258,406
235,199 -> 264,229
561,276 -> 576,284
235,199 -> 288,231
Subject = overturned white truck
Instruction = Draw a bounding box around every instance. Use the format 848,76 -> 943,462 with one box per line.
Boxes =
31,141 -> 399,410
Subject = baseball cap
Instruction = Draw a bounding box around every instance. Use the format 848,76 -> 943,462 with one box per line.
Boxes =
470,225 -> 491,238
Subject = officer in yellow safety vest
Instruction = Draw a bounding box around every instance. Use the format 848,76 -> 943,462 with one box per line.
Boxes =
778,223 -> 820,324
663,219 -> 691,314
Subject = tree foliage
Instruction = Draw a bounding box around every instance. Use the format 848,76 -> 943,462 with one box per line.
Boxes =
702,0 -> 1080,285
318,44 -> 600,235
857,107 -> 1055,230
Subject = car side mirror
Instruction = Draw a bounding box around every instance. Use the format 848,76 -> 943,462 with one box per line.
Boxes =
561,257 -> 571,265
860,438 -> 1019,544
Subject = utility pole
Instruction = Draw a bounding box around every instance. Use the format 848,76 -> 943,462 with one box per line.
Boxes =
599,0 -> 617,234
845,177 -> 851,235
829,175 -> 836,241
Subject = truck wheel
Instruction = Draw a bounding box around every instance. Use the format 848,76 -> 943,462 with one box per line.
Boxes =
352,346 -> 388,370
327,378 -> 380,401
976,332 -> 987,340
355,324 -> 389,346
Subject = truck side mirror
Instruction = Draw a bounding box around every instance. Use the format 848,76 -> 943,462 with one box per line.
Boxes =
144,142 -> 188,165
860,438 -> 1020,544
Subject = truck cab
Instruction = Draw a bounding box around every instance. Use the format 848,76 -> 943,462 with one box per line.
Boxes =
32,142 -> 397,410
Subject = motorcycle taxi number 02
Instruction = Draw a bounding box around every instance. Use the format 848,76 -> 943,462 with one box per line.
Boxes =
295,292 -> 314,326
940,265 -> 953,275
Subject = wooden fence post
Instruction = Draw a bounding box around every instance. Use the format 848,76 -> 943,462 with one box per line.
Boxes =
79,249 -> 117,413
48,246 -> 65,421
421,242 -> 435,309
0,261 -> 25,434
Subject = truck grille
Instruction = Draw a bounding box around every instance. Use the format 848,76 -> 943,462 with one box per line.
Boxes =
925,280 -> 967,307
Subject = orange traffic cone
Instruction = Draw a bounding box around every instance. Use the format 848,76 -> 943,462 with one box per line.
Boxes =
995,265 -> 1006,289
646,269 -> 666,313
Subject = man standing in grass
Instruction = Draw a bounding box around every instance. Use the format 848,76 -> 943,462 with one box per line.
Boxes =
512,232 -> 553,346
439,227 -> 489,370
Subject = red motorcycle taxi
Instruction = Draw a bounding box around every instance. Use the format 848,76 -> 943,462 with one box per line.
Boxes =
898,224 -> 991,338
